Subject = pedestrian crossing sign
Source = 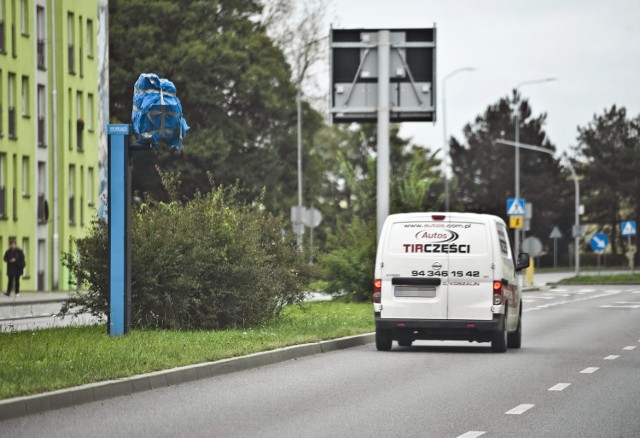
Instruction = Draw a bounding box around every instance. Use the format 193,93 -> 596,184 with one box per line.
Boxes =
507,198 -> 526,216
622,221 -> 637,236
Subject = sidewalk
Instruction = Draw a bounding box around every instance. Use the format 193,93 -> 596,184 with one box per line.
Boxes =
0,291 -> 70,307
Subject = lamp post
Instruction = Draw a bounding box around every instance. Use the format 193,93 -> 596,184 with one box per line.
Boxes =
495,139 -> 580,276
513,77 -> 556,254
442,67 -> 475,211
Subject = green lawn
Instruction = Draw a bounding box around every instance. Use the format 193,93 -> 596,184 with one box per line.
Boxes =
0,301 -> 374,400
557,273 -> 640,284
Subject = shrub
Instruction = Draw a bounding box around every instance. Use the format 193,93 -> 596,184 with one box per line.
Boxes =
317,216 -> 376,302
63,181 -> 311,330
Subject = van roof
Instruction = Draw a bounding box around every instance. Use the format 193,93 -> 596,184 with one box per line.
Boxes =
385,212 -> 504,223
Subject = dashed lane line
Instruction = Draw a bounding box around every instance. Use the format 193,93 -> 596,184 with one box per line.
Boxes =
604,355 -> 620,360
456,432 -> 486,438
505,404 -> 535,415
548,383 -> 571,391
623,346 -> 637,350
580,367 -> 599,374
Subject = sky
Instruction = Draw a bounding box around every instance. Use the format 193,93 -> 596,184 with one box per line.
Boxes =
319,0 -> 640,157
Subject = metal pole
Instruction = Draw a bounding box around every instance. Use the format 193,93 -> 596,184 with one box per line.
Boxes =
442,67 -> 474,212
565,156 -> 580,277
376,30 -> 390,239
51,0 -> 59,289
296,87 -> 303,249
513,77 -> 556,256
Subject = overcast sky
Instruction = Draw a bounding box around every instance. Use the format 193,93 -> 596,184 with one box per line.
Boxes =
321,0 -> 640,156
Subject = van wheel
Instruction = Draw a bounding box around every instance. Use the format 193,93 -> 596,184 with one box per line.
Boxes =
376,329 -> 393,351
397,339 -> 413,348
508,307 -> 522,349
491,321 -> 508,353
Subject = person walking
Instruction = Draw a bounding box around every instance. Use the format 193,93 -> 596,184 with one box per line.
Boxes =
4,240 -> 25,297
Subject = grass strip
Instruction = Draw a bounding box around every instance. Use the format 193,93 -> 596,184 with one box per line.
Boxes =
557,273 -> 640,284
0,301 -> 373,400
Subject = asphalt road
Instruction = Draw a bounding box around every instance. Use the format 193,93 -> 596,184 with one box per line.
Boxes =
2,284 -> 640,437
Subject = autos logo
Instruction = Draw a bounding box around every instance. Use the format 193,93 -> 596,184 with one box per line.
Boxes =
432,261 -> 442,270
415,230 -> 459,243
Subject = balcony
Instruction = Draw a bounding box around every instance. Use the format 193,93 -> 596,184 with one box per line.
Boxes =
8,106 -> 16,139
38,116 -> 46,147
37,39 -> 46,70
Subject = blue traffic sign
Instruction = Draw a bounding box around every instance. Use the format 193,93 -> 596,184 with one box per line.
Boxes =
589,233 -> 609,252
622,221 -> 637,236
507,198 -> 526,216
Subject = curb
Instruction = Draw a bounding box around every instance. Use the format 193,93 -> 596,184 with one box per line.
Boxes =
0,298 -> 68,308
0,332 -> 375,421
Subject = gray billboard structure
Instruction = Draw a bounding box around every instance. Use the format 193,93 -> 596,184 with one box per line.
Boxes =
330,28 -> 437,237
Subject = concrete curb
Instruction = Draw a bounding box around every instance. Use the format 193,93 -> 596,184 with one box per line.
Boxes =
0,298 -> 68,308
0,332 -> 375,421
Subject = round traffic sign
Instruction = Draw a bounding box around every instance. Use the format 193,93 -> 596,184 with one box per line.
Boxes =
522,236 -> 543,257
589,233 -> 609,252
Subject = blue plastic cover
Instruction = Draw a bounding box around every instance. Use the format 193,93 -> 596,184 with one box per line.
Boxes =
132,73 -> 190,150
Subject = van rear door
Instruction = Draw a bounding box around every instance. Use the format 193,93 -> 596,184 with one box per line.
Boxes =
379,219 -> 450,320
446,219 -> 494,321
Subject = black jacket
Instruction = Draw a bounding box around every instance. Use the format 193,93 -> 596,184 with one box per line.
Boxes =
4,248 -> 25,276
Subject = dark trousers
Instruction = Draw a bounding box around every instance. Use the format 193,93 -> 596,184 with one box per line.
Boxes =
7,275 -> 20,294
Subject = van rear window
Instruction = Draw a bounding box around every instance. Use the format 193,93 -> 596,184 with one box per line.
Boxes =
388,222 -> 489,256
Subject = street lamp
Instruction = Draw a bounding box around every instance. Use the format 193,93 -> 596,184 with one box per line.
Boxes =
442,67 -> 475,211
513,77 -> 556,254
495,139 -> 580,276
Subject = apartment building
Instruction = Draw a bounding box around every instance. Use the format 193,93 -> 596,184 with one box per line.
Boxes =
0,0 -> 106,291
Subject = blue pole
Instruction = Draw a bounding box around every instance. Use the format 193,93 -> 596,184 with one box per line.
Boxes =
107,124 -> 130,336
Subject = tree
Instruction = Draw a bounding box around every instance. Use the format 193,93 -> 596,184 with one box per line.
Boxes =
450,92 -> 573,255
109,0 -> 320,214
575,105 -> 640,257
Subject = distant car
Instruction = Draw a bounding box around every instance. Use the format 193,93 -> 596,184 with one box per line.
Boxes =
373,212 -> 530,352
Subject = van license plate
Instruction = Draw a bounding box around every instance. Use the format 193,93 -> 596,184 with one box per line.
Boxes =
394,286 -> 436,298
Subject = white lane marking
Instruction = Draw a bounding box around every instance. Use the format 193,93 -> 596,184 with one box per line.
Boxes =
579,289 -> 596,293
456,432 -> 486,438
506,404 -> 535,415
549,383 -> 571,391
580,367 -> 599,374
615,301 -> 640,304
623,346 -> 637,350
600,305 -> 640,309
604,355 -> 620,360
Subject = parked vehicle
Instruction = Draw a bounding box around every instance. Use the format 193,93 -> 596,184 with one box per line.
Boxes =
373,212 -> 530,352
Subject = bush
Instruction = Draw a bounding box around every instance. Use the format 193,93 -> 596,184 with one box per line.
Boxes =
63,180 -> 311,330
317,217 -> 376,302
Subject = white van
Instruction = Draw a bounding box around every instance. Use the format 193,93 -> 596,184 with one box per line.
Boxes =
373,212 -> 530,352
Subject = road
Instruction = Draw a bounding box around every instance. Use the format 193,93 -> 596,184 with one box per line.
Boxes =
2,284 -> 640,437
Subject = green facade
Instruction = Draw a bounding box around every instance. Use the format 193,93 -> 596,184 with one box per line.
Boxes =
0,0 -> 101,291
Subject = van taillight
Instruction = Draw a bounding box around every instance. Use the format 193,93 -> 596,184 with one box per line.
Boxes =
493,280 -> 503,305
373,279 -> 382,303
432,215 -> 446,221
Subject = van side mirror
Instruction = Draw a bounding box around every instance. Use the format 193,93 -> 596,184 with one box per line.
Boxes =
516,253 -> 530,272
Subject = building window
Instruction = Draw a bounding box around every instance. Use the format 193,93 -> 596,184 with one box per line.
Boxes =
67,13 -> 74,74
87,93 -> 94,131
0,70 -> 3,136
21,75 -> 29,117
36,6 -> 45,70
80,166 -> 84,226
0,153 -> 5,218
87,167 -> 94,205
78,16 -> 83,77
20,0 -> 29,36
21,156 -> 29,197
12,154 -> 17,220
76,91 -> 83,151
86,19 -> 93,58
37,161 -> 47,223
69,165 -> 75,225
0,0 -> 6,54
37,85 -> 45,146
22,237 -> 29,278
8,73 -> 15,138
